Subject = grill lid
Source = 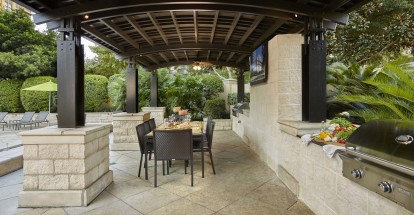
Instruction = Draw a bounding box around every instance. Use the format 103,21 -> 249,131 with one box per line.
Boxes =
346,119 -> 414,169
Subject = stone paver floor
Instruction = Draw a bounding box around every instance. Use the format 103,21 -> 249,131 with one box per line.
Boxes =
0,130 -> 315,215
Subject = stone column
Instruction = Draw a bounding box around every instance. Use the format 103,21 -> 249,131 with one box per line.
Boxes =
141,107 -> 166,126
19,124 -> 113,207
111,112 -> 150,151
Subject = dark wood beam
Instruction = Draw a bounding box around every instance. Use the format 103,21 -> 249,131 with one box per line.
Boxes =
171,51 -> 179,61
210,11 -> 219,44
206,50 -> 210,61
125,15 -> 154,46
12,0 -> 40,13
81,24 -> 125,52
147,60 -> 248,70
30,0 -> 52,10
118,43 -> 251,58
184,50 -> 189,61
216,51 -> 223,61
33,0 -> 349,25
146,55 -> 159,64
252,20 -> 285,49
159,53 -> 169,63
226,52 -> 235,62
170,11 -> 183,44
236,54 -> 247,64
194,11 -> 198,44
224,12 -> 240,45
239,15 -> 264,46
324,0 -> 351,11
147,12 -> 169,45
101,18 -> 140,49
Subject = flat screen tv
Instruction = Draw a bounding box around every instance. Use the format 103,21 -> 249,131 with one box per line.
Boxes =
250,42 -> 268,85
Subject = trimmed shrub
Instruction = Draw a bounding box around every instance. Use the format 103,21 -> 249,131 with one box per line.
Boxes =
0,79 -> 24,112
204,98 -> 229,119
84,74 -> 109,112
228,92 -> 250,105
20,76 -> 56,112
108,73 -> 126,111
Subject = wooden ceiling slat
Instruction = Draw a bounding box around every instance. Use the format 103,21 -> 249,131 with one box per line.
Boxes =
101,18 -> 140,49
125,15 -> 154,47
170,11 -> 183,44
147,12 -> 169,45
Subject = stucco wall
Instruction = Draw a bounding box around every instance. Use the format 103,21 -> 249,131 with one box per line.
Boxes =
233,34 -> 414,215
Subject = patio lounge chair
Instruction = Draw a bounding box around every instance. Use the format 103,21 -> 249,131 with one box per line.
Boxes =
9,112 -> 35,130
33,111 -> 49,127
0,112 -> 8,131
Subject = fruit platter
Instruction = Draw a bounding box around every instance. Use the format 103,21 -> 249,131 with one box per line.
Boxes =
314,117 -> 359,145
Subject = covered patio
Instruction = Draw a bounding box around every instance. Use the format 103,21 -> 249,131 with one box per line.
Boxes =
8,0 -> 405,214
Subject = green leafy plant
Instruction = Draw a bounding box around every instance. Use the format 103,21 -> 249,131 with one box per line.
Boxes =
330,117 -> 352,127
108,73 -> 126,111
0,79 -> 24,112
204,98 -> 229,119
227,93 -> 250,105
84,75 -> 109,112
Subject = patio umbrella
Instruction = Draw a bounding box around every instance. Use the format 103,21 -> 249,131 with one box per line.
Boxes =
22,81 -> 57,126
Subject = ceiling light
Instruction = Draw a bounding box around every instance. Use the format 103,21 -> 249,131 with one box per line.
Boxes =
84,15 -> 89,19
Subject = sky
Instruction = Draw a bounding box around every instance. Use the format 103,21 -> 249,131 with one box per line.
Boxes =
34,23 -> 97,59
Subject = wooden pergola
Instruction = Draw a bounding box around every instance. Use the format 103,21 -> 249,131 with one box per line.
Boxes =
13,0 -> 371,128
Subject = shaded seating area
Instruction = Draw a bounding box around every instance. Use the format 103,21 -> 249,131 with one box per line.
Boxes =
8,112 -> 35,130
193,120 -> 216,175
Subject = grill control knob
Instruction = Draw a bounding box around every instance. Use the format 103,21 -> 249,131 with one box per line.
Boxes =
351,169 -> 363,179
378,182 -> 392,193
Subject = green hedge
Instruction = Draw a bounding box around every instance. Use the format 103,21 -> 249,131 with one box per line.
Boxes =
228,92 -> 250,105
0,79 -> 24,112
20,76 -> 56,112
85,74 -> 109,112
108,73 -> 126,111
204,98 -> 229,119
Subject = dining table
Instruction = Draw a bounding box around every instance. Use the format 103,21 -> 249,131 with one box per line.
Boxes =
145,121 -> 205,178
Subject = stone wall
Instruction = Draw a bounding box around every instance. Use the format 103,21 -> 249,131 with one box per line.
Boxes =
232,33 -> 414,214
141,107 -> 166,126
111,112 -> 150,151
19,124 -> 113,207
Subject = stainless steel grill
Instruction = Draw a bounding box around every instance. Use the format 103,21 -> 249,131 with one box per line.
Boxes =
339,119 -> 414,213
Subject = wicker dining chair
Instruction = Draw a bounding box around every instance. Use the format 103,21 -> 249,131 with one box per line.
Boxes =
153,129 -> 193,187
193,121 -> 216,175
136,123 -> 154,180
148,118 -> 157,131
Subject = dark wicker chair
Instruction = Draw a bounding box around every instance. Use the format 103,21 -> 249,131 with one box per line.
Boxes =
194,121 -> 216,175
136,123 -> 154,180
153,129 -> 193,187
144,120 -> 152,133
148,118 -> 157,131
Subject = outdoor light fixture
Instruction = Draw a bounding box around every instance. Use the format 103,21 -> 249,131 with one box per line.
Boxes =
192,61 -> 212,71
84,14 -> 89,19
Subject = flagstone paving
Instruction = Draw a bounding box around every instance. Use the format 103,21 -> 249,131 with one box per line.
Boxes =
0,130 -> 315,215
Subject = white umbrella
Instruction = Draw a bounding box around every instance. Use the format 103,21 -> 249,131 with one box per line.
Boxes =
22,81 -> 57,126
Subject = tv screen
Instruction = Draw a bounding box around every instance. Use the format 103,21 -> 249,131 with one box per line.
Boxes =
250,42 -> 268,85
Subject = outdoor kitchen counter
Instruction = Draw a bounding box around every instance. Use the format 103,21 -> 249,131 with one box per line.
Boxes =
277,120 -> 414,215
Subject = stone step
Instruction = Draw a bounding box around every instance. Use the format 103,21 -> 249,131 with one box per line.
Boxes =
0,146 -> 23,176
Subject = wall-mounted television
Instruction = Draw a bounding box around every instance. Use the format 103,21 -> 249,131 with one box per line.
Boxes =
250,42 -> 268,85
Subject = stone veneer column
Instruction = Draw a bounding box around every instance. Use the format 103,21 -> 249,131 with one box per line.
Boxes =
141,107 -> 166,126
19,124 -> 113,207
111,112 -> 150,151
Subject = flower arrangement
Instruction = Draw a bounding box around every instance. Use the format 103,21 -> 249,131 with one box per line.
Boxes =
316,115 -> 358,144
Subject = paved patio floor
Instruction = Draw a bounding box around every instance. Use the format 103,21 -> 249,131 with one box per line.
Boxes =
0,130 -> 314,215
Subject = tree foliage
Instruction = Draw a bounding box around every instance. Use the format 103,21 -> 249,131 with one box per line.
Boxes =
0,79 -> 24,112
20,76 -> 56,112
84,46 -> 127,78
327,0 -> 414,64
84,75 -> 109,111
0,9 -> 57,79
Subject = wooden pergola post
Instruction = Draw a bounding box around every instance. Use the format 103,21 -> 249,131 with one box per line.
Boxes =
126,57 -> 138,113
150,70 -> 158,107
237,69 -> 245,103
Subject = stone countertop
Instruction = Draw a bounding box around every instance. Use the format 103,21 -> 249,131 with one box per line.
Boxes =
19,123 -> 112,136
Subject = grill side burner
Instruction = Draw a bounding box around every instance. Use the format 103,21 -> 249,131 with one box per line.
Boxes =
340,119 -> 414,213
